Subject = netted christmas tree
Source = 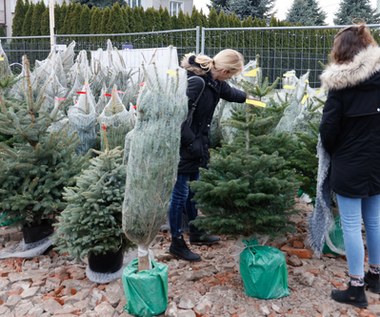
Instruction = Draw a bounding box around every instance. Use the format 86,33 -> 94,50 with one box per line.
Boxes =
98,86 -> 134,150
0,56 -> 89,227
191,77 -> 300,238
122,65 -> 187,271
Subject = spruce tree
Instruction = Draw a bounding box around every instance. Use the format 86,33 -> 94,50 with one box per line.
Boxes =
286,0 -> 327,26
53,145 -> 133,259
211,0 -> 275,20
0,57 -> 89,227
12,0 -> 29,36
334,0 -> 380,25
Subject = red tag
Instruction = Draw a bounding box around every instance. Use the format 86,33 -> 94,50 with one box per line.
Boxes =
76,91 -> 87,94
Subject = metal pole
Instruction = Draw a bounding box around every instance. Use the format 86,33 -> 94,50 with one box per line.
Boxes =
49,0 -> 55,51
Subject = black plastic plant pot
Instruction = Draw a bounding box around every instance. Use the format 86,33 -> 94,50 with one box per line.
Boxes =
22,220 -> 54,244
88,248 -> 124,273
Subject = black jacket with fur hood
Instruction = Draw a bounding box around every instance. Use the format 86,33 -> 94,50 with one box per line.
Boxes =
320,45 -> 380,197
178,55 -> 246,173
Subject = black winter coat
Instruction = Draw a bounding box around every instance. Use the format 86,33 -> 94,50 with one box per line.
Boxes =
178,70 -> 246,173
319,45 -> 380,198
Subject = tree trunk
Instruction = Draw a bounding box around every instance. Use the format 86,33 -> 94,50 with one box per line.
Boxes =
137,244 -> 151,271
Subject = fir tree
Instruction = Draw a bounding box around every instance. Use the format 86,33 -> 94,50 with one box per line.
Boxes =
334,0 -> 380,25
191,105 -> 299,237
12,0 -> 29,36
286,0 -> 327,26
0,57 -> 89,227
191,77 -> 299,237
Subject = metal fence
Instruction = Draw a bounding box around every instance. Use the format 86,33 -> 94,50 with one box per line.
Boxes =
2,25 -> 380,87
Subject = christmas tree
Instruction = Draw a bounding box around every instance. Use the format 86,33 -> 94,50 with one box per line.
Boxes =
191,77 -> 300,237
0,56 -> 88,227
53,131 -> 133,260
122,65 -> 187,271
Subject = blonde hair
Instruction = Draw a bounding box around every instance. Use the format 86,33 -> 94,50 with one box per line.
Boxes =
181,49 -> 244,76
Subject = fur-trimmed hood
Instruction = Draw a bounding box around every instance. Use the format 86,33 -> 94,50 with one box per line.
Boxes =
320,45 -> 380,91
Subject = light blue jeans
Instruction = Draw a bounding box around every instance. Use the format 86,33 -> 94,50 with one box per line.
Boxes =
336,194 -> 380,277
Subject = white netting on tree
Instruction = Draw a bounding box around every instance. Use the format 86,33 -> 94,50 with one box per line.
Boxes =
66,50 -> 93,102
67,83 -> 97,154
60,41 -> 76,74
275,70 -> 326,134
122,65 -> 187,268
98,86 -> 134,150
0,40 -> 12,77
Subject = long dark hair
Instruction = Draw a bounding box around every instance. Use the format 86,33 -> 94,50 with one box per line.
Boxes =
331,24 -> 378,64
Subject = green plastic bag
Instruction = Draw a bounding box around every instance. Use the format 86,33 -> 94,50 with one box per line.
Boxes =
122,259 -> 168,317
240,240 -> 289,299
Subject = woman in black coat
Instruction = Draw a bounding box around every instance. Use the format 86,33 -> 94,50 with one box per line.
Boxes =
168,49 -> 247,261
319,24 -> 380,308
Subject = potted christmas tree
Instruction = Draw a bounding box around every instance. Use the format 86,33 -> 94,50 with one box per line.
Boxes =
53,124 -> 134,283
0,56 -> 88,257
121,64 -> 187,316
190,76 -> 300,300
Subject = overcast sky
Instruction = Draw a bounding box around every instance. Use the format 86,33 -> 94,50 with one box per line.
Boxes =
193,0 -> 379,25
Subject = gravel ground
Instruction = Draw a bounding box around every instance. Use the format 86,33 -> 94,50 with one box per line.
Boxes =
0,199 -> 380,317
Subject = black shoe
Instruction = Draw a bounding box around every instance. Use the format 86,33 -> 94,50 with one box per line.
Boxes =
365,271 -> 380,294
331,282 -> 368,308
169,235 -> 201,262
189,233 -> 220,245
189,224 -> 220,245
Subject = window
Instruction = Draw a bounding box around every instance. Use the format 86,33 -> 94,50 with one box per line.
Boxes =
128,0 -> 141,8
170,1 -> 183,17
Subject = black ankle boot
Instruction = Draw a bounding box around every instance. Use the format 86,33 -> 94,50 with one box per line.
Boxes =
189,224 -> 220,245
331,282 -> 368,308
169,235 -> 201,261
365,271 -> 380,294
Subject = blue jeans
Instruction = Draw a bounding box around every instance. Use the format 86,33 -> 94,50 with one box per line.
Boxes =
336,194 -> 380,277
169,172 -> 199,238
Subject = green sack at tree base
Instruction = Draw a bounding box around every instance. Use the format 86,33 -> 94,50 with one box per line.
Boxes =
240,240 -> 289,299
122,258 -> 168,317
